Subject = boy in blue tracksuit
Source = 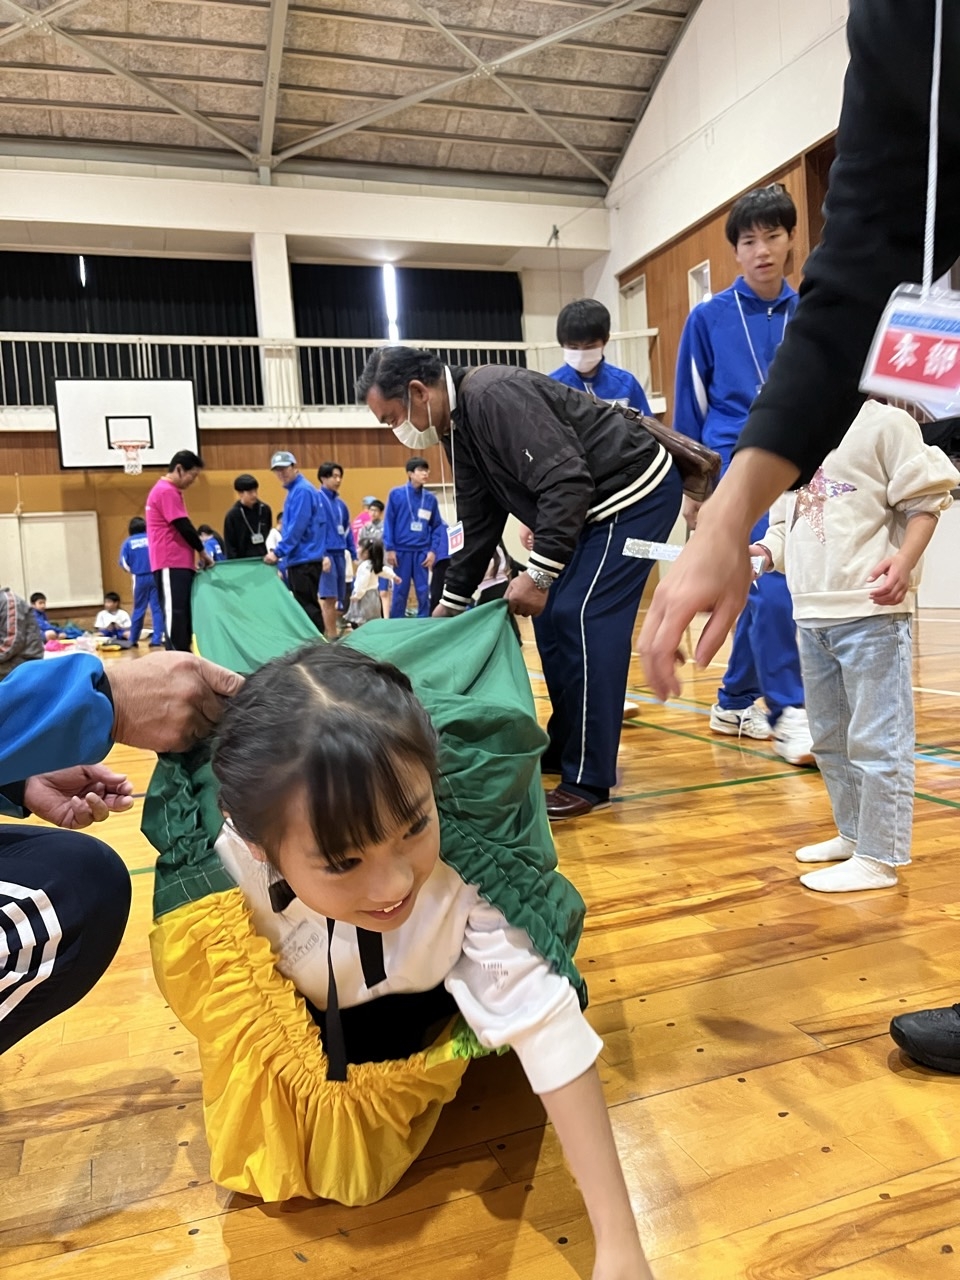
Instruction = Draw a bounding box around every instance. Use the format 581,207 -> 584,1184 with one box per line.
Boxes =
263,451 -> 329,632
317,461 -> 357,638
120,516 -> 164,646
674,186 -> 812,766
383,457 -> 442,617
549,298 -> 652,413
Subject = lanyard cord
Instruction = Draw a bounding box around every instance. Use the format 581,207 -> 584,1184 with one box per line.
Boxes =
440,365 -> 459,522
238,501 -> 263,536
922,0 -> 944,297
734,290 -> 789,388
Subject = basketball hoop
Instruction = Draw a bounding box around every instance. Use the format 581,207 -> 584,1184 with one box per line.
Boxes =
112,440 -> 149,475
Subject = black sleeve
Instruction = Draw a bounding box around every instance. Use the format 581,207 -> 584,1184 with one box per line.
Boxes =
737,0 -> 960,484
222,508 -> 241,559
172,517 -> 205,554
441,443 -> 508,608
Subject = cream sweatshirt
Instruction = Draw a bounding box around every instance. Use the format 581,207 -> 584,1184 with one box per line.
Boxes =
760,401 -> 959,621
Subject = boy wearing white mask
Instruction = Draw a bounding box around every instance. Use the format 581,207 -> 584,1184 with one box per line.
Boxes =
382,458 -> 443,618
549,298 -> 652,413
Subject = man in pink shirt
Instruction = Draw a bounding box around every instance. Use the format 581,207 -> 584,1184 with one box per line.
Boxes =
146,450 -> 212,651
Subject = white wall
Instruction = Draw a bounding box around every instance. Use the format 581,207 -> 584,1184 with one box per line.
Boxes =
520,268 -> 588,345
586,0 -> 851,312
0,160 -> 607,275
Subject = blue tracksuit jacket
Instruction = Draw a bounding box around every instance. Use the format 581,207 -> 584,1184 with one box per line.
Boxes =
119,534 -> 152,576
549,357 -> 652,414
674,277 -> 798,465
383,483 -> 442,551
0,656 -> 113,815
275,474 -> 329,567
319,487 -> 357,557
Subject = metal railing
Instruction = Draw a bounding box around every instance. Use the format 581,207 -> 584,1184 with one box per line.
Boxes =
0,330 -> 661,412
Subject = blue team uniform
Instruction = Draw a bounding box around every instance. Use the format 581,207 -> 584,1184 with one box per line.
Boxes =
674,277 -> 803,723
382,483 -> 442,618
318,487 -> 357,609
202,535 -> 225,562
120,533 -> 164,645
275,474 -> 329,568
549,357 -> 652,414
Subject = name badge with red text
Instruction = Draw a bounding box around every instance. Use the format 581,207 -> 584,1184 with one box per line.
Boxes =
861,283 -> 960,415
447,521 -> 464,555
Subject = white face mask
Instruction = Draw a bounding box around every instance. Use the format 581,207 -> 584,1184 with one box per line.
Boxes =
563,347 -> 603,376
393,393 -> 439,449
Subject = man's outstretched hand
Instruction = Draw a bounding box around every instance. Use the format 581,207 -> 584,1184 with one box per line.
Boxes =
638,449 -> 799,700
24,765 -> 135,830
108,652 -> 244,753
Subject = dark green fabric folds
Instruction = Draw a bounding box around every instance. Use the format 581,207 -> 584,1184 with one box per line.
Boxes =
141,567 -> 586,1007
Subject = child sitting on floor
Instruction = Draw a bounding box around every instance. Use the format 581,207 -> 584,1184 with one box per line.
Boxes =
29,592 -> 65,642
752,400 -> 959,893
95,592 -> 132,640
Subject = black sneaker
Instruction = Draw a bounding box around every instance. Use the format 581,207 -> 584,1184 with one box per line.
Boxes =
890,1004 -> 960,1073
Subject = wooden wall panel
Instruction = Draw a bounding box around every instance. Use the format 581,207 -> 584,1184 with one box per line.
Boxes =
619,157 -> 810,424
0,428 -> 447,607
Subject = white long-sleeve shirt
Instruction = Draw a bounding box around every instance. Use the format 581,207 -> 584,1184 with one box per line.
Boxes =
216,825 -> 601,1095
760,401 -> 958,621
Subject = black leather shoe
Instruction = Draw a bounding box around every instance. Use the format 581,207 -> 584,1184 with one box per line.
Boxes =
545,787 -> 611,822
890,1004 -> 960,1073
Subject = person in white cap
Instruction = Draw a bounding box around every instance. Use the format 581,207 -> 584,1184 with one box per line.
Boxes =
263,452 -> 329,631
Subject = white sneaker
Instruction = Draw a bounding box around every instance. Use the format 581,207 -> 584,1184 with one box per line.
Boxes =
772,706 -> 815,766
623,700 -> 640,720
709,702 -> 771,740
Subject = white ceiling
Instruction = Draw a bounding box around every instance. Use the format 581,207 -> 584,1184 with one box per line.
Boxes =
0,0 -> 697,196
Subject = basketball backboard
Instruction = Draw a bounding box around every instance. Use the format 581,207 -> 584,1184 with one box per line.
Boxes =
54,379 -> 199,470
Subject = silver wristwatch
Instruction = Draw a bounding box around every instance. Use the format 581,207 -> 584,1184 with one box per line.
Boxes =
524,567 -> 554,591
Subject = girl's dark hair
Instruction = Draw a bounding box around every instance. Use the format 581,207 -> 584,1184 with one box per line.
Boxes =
556,298 -> 611,346
198,525 -> 222,542
213,644 -> 438,869
366,541 -> 384,575
725,185 -> 797,247
355,346 -> 444,404
128,516 -> 146,535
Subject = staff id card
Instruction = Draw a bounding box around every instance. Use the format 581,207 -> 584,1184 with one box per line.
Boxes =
624,538 -> 765,576
250,531 -> 265,545
410,520 -> 424,532
418,507 -> 432,520
861,283 -> 960,416
447,521 -> 464,555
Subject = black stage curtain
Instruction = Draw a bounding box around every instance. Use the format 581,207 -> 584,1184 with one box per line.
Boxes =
0,251 -> 260,407
292,264 -> 388,405
396,267 -> 525,368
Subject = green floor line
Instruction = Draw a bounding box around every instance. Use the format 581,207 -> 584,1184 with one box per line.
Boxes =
916,741 -> 960,757
915,790 -> 960,811
621,716 -> 793,764
129,865 -> 155,877
612,770 -> 802,803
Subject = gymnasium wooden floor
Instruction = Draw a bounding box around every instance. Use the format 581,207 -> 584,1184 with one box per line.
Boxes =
2,610 -> 960,1278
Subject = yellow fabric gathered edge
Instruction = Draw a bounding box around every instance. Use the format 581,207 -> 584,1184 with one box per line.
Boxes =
150,887 -> 470,1206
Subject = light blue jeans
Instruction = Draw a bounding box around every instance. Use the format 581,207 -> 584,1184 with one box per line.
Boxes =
796,615 -> 914,866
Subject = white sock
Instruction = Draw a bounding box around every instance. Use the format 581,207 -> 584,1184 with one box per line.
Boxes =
795,834 -> 857,863
799,855 -> 898,893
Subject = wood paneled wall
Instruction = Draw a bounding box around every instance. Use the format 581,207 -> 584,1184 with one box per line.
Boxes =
0,428 -> 446,606
618,137 -> 835,424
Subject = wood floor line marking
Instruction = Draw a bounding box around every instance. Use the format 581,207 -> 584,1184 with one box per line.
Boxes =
612,770 -> 801,803
620,716 -> 799,764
